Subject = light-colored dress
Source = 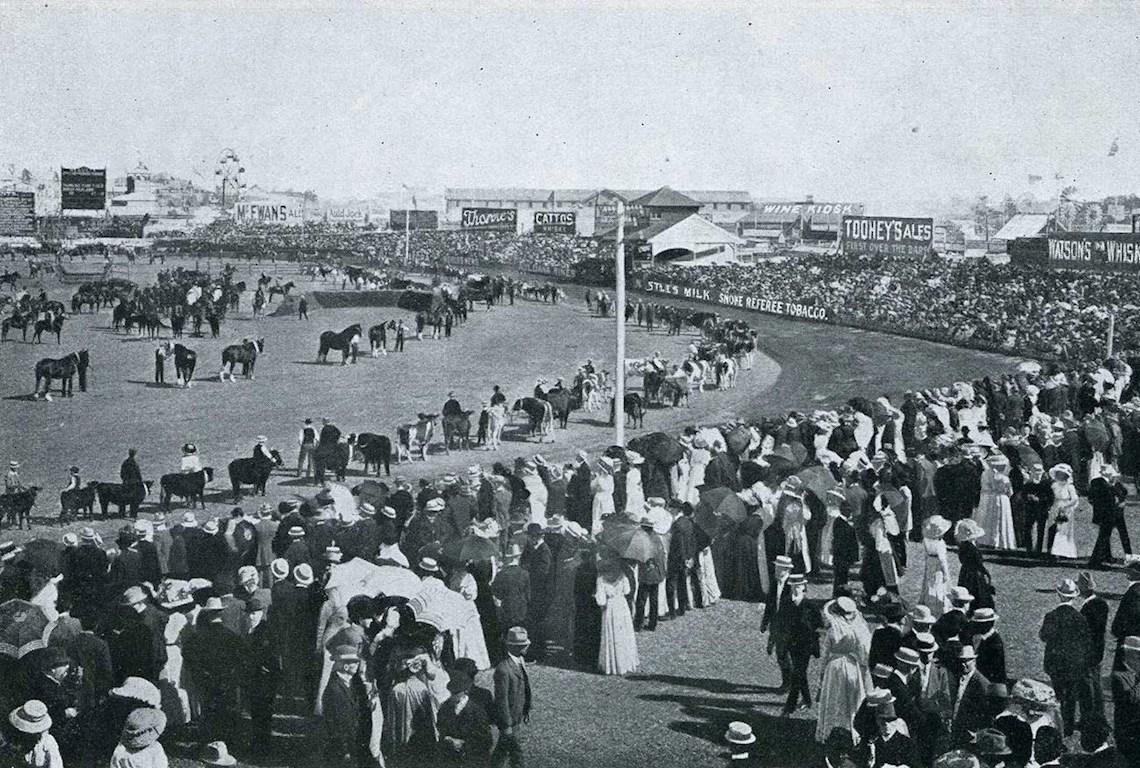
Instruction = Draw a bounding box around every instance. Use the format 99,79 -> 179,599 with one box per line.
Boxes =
819,507 -> 839,568
590,473 -> 615,536
449,571 -> 491,671
20,734 -> 63,768
816,613 -> 872,743
697,546 -> 720,606
1050,480 -> 1079,559
111,741 -> 169,768
920,536 -> 951,618
625,467 -> 645,519
686,448 -> 710,506
158,612 -> 191,726
595,573 -> 638,675
973,469 -> 1016,549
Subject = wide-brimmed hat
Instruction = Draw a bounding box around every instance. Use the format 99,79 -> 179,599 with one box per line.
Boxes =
505,626 -> 530,647
1056,578 -> 1080,599
111,677 -> 161,708
948,586 -> 974,604
293,563 -> 314,587
180,512 -> 198,528
201,741 -> 237,767
786,573 -> 807,588
332,644 -> 360,663
80,526 -> 98,543
424,498 -> 445,513
201,596 -> 224,612
831,596 -> 858,617
287,525 -> 305,537
923,515 -> 952,539
973,728 -> 1011,756
774,555 -> 794,570
122,707 -> 167,751
914,631 -> 938,654
596,457 -> 617,473
866,688 -> 895,706
1049,463 -> 1073,481
956,645 -> 977,661
8,461 -> 19,469
724,721 -> 756,746
120,586 -> 148,607
380,505 -> 396,519
202,519 -> 219,535
910,605 -> 935,625
954,519 -> 984,542
504,543 -> 523,561
9,701 -> 51,734
932,750 -> 981,768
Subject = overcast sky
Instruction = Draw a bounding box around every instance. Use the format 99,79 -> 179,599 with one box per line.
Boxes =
1,1 -> 1137,210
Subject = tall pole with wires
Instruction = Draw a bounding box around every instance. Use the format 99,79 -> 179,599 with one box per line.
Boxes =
615,200 -> 626,446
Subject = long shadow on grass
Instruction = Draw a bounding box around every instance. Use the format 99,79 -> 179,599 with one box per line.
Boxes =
125,380 -> 182,389
628,674 -> 781,696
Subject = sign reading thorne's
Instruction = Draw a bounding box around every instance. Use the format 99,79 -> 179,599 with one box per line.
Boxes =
1046,233 -> 1140,272
841,215 -> 934,257
460,207 -> 517,231
636,278 -> 828,322
533,210 -> 576,234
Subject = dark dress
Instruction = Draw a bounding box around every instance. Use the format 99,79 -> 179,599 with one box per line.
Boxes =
957,540 -> 995,610
726,514 -> 765,602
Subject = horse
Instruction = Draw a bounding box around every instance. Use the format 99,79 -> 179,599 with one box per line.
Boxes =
159,468 -> 214,509
125,311 -> 164,338
32,314 -> 65,344
1,487 -> 40,529
610,393 -> 645,428
60,483 -> 96,521
314,441 -> 351,483
0,270 -> 18,290
35,350 -> 90,400
220,338 -> 264,381
1,312 -> 30,341
267,281 -> 295,302
171,343 -> 197,387
546,388 -> 579,429
348,433 -> 392,476
228,449 -> 283,501
94,481 -> 152,518
442,410 -> 473,452
318,324 -> 362,364
512,398 -> 554,442
369,321 -> 395,356
396,414 -> 438,462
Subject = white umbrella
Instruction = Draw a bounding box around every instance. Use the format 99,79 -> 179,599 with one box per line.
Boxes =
324,560 -> 421,607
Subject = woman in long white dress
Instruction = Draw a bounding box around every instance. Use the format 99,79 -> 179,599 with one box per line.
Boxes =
1049,463 -> 1079,559
590,458 -> 617,536
595,559 -> 638,675
919,515 -> 952,618
973,454 -> 1016,549
686,438 -> 711,505
624,451 -> 646,520
448,563 -> 491,671
816,597 -> 872,743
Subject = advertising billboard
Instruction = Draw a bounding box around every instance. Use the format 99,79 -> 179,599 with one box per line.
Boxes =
61,167 -> 107,210
1045,233 -> 1140,272
841,215 -> 934,257
460,207 -> 517,231
233,200 -> 304,225
389,210 -> 439,231
0,192 -> 36,236
533,210 -> 576,235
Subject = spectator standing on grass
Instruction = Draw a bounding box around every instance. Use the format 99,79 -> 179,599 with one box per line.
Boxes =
1040,578 -> 1093,737
1088,463 -> 1130,569
153,344 -> 166,386
298,294 -> 309,320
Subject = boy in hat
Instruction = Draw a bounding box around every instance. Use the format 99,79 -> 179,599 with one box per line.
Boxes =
1040,578 -> 1093,736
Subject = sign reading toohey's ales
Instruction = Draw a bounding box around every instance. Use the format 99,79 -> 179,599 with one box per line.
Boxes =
533,210 -> 576,234
841,215 -> 934,257
460,207 -> 517,231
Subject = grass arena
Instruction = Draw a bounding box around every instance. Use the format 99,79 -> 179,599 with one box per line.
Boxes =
2,256 -> 1123,768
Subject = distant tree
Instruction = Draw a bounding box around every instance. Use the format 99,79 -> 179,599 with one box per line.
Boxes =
1002,194 -> 1019,224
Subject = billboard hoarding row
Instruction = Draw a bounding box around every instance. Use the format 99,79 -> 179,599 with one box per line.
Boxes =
533,210 -> 576,234
634,277 -> 828,322
61,167 -> 107,210
233,201 -> 304,226
1045,233 -> 1140,272
841,215 -> 934,257
389,210 -> 439,231
461,207 -> 517,231
0,192 -> 36,236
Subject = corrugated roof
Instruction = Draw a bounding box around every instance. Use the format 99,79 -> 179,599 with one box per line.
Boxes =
629,186 -> 701,209
992,213 -> 1051,240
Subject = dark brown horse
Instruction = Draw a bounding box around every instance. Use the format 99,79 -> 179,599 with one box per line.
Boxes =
221,338 -> 264,381
35,349 -> 90,400
32,314 -> 65,344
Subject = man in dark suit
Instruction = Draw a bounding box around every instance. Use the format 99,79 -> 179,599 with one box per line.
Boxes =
520,524 -> 552,657
1088,464 -> 1131,569
869,601 -> 906,671
1111,558 -> 1140,670
932,586 -> 974,647
119,448 -> 144,518
828,494 -> 860,597
1041,578 -> 1094,735
949,644 -> 993,748
1080,570 -> 1110,725
70,527 -> 110,617
565,451 -> 593,530
761,556 -> 795,688
781,574 -> 819,715
321,644 -> 370,766
634,518 -> 667,632
104,586 -> 166,685
971,608 -> 1007,685
492,544 -> 530,641
1112,637 -> 1140,767
492,627 -> 532,768
666,502 -> 698,617
1018,461 -> 1054,554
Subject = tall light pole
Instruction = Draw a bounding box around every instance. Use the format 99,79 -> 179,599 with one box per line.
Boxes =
615,200 -> 626,446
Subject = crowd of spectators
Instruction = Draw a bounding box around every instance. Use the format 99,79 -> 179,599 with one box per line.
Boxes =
638,254 -> 1140,363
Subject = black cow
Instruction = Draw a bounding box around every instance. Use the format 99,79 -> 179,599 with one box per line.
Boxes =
609,393 -> 645,429
546,388 -> 579,429
348,433 -> 392,476
95,481 -> 152,518
228,450 -> 283,501
442,410 -> 473,453
159,468 -> 214,510
2,487 -> 40,529
60,483 -> 96,521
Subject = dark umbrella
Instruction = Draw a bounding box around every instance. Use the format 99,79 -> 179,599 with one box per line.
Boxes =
848,396 -> 874,417
441,535 -> 500,564
0,600 -> 49,659
739,460 -> 771,489
695,486 -> 748,538
596,518 -> 654,562
795,465 -> 838,500
352,480 -> 389,509
19,539 -> 62,580
629,432 -> 684,465
761,445 -> 799,477
724,425 -> 752,456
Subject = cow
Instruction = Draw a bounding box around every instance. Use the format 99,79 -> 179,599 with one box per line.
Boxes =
545,388 -> 579,429
715,355 -> 738,390
95,481 -> 152,518
228,449 -> 283,501
1,487 -> 40,529
348,433 -> 392,476
609,393 -> 645,429
60,482 -> 97,521
159,468 -> 214,510
396,414 -> 438,462
512,398 -> 554,442
442,410 -> 473,453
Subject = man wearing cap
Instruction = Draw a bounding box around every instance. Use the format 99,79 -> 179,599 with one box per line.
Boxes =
520,523 -> 552,654
492,627 -> 532,768
1040,578 -> 1094,735
868,689 -> 921,768
321,644 -> 370,766
1111,636 -> 1140,766
1088,464 -> 1130,569
492,545 -> 530,656
971,608 -> 1006,685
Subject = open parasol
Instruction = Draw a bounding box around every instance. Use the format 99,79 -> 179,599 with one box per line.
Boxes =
0,599 -> 50,658
408,583 -> 477,631
596,517 -> 655,562
795,465 -> 838,500
628,432 -> 684,466
352,480 -> 388,509
739,460 -> 771,489
323,560 -> 422,607
442,535 -> 501,564
761,444 -> 800,476
694,486 -> 748,537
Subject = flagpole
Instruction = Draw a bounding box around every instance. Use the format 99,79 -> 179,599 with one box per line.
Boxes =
615,200 -> 626,446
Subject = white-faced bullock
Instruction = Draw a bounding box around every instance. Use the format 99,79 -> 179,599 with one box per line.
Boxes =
397,414 -> 438,462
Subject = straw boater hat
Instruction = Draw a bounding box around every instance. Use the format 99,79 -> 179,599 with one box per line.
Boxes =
972,608 -> 998,624
9,701 -> 51,734
201,741 -> 237,767
181,512 -> 198,528
292,563 -> 314,588
270,559 -> 290,581
419,557 -> 441,574
380,506 -> 396,519
121,707 -> 167,751
1056,578 -> 1080,599
425,498 -> 445,513
505,626 -> 530,648
910,605 -> 935,625
120,586 -> 148,607
203,519 -> 219,535
724,722 -> 756,746
914,632 -> 938,655
895,648 -> 921,668
948,586 -> 974,605
81,526 -> 99,543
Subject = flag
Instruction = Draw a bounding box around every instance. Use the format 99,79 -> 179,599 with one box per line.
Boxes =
411,194 -> 418,210
1028,174 -> 1042,184
1109,138 -> 1119,157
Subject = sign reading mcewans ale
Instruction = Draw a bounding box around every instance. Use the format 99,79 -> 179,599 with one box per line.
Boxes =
1047,233 -> 1140,271
460,207 -> 517,231
841,215 -> 933,257
635,277 -> 828,322
533,210 -> 576,234
233,201 -> 304,225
